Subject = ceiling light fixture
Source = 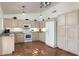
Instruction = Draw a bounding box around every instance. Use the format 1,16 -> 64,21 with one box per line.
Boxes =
22,5 -> 26,15
40,14 -> 43,18
22,11 -> 25,15
41,2 -> 51,7
40,5 -> 43,19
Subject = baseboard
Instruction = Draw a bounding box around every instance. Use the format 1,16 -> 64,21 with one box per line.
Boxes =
57,47 -> 78,56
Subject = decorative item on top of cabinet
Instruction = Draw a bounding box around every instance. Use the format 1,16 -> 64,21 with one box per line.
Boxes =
13,17 -> 17,19
25,19 -> 29,20
34,19 -> 37,21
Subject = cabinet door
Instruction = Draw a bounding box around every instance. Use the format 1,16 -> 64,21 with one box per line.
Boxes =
66,26 -> 78,54
12,20 -> 17,28
31,21 -> 36,28
15,33 -> 24,43
2,36 -> 14,54
32,32 -> 39,41
17,20 -> 25,27
4,19 -> 12,28
35,21 -> 40,28
31,21 -> 40,28
57,15 -> 66,26
39,21 -> 45,28
66,10 -> 78,26
57,26 -> 67,50
39,32 -> 45,42
4,19 -> 17,28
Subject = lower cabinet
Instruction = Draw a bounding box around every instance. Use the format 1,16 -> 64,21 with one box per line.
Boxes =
57,26 -> 79,55
15,33 -> 24,43
67,39 -> 78,54
66,26 -> 79,55
32,32 -> 39,41
39,32 -> 45,42
57,26 -> 67,50
0,34 -> 15,55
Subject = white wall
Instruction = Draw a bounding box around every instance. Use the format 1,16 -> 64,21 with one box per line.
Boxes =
41,2 -> 79,20
0,4 -> 4,34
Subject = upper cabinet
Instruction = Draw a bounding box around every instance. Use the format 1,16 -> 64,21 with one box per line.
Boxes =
17,20 -> 31,27
66,10 -> 79,26
39,21 -> 45,28
57,10 -> 79,55
31,21 -> 40,28
4,19 -> 40,28
4,19 -> 17,28
57,15 -> 66,26
57,10 -> 79,26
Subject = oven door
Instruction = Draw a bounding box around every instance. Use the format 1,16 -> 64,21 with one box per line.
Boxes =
26,35 -> 31,39
24,33 -> 32,42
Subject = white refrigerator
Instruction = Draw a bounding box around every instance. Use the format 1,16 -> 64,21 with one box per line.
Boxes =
45,20 -> 57,48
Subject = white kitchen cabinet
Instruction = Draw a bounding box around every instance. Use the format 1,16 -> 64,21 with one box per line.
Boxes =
66,26 -> 79,54
45,20 -> 57,48
57,15 -> 66,26
39,32 -> 45,42
57,26 -> 67,50
39,21 -> 45,28
0,34 -> 15,55
32,32 -> 39,41
4,19 -> 18,28
15,33 -> 24,43
57,10 -> 79,55
66,10 -> 79,26
31,21 -> 40,28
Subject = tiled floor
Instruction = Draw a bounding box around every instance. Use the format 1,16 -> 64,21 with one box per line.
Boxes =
5,41 -> 77,56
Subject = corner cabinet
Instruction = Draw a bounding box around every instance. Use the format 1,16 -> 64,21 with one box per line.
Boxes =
57,10 -> 79,55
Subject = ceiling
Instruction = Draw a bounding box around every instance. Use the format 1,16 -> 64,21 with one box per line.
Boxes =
0,2 -> 59,14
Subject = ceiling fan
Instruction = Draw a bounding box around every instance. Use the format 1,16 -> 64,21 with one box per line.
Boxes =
40,2 -> 51,8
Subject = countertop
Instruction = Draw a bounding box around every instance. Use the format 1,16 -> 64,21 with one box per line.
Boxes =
0,32 -> 14,37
